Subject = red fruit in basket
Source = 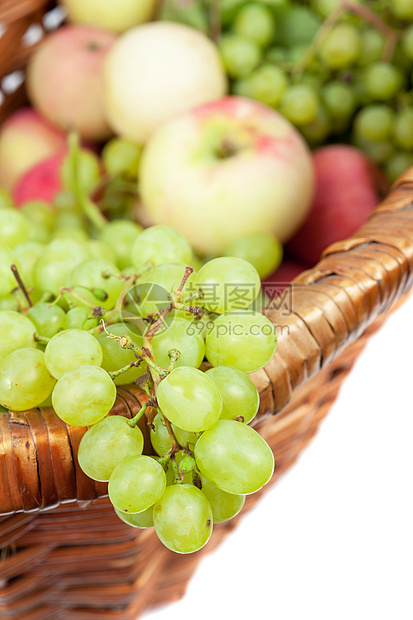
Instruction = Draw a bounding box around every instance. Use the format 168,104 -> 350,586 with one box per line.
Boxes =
26,25 -> 116,142
13,153 -> 64,206
263,258 -> 309,297
286,145 -> 385,266
0,108 -> 67,193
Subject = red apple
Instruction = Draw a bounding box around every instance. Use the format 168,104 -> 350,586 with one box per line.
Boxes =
13,153 -> 65,206
262,258 -> 310,295
0,108 -> 67,192
286,145 -> 385,266
27,25 -> 116,142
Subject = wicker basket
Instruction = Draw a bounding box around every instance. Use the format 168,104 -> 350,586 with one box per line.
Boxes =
1,3 -> 413,619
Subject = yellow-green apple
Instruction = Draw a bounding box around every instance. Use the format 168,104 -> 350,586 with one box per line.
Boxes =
0,108 -> 67,192
61,0 -> 157,33
27,25 -> 116,142
286,145 -> 385,265
140,96 -> 315,255
103,22 -> 227,144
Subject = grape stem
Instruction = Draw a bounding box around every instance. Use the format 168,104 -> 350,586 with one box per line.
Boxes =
209,0 -> 221,42
155,405 -> 181,455
170,454 -> 183,484
108,360 -> 144,381
127,401 -> 151,428
55,287 -> 105,310
34,333 -> 51,345
10,264 -> 33,308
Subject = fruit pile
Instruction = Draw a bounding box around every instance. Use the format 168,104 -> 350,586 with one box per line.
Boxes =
0,0 -> 411,554
0,134 -> 278,553
217,0 -> 413,183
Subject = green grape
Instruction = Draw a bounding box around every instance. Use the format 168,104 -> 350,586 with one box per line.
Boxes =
13,241 -> 44,290
402,26 -> 413,61
358,28 -> 385,67
195,419 -> 274,494
63,307 -> 98,331
0,296 -> 19,312
393,109 -> 413,150
45,329 -> 103,379
363,62 -> 403,102
99,220 -> 142,270
279,84 -> 320,126
52,365 -> 116,426
386,153 -> 413,184
265,46 -> 289,64
102,138 -> 142,179
0,209 -> 29,247
53,227 -> 89,242
54,211 -> 85,231
354,105 -> 395,143
94,323 -> 144,386
352,133 -> 394,165
311,0 -> 340,17
300,104 -> 331,146
224,233 -> 282,279
78,415 -> 144,481
0,189 -> 12,209
321,81 -> 356,120
186,314 -> 216,340
153,484 -> 213,554
66,259 -> 123,310
131,226 -> 193,273
108,455 -> 166,513
0,348 -> 55,411
0,246 -> 19,297
85,239 -> 116,264
318,24 -> 362,69
150,413 -> 172,456
234,65 -> 288,108
219,34 -> 261,79
205,311 -> 277,373
61,148 -> 100,196
199,473 -> 245,523
159,0 -> 209,32
26,302 -> 66,339
173,426 -> 198,449
390,0 -> 413,20
151,317 -> 205,370
0,310 -> 36,363
233,3 -> 276,48
34,239 -> 89,297
273,5 -> 321,47
157,366 -> 222,432
205,366 -> 259,424
20,201 -> 55,243
195,257 -> 260,314
114,505 -> 154,529
133,262 -> 196,319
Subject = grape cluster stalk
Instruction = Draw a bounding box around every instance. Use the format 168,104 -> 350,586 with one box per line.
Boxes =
0,137 -> 279,554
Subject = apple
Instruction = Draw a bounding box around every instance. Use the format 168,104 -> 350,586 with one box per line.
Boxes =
61,0 -> 157,33
103,22 -> 228,144
140,96 -> 315,255
13,153 -> 64,206
262,258 -> 310,293
26,25 -> 116,142
286,145 -> 385,265
0,108 -> 67,193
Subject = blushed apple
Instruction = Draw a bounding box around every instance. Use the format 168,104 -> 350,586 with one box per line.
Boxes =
103,22 -> 228,144
62,0 -> 157,33
13,153 -> 64,206
140,96 -> 315,255
286,144 -> 385,265
27,25 -> 116,142
0,108 -> 67,192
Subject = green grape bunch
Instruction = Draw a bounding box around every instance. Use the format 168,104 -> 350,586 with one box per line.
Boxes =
0,139 -> 278,554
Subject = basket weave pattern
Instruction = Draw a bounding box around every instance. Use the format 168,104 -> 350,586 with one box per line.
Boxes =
1,3 -> 413,618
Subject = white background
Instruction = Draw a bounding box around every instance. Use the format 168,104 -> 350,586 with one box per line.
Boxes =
143,292 -> 413,620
